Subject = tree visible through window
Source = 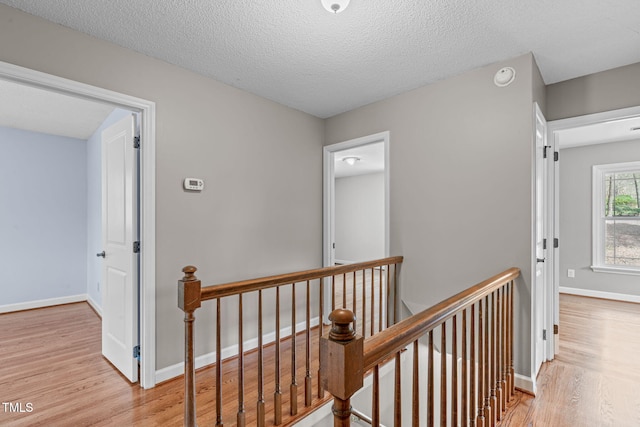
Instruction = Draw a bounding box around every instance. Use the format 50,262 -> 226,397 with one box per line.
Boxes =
599,167 -> 640,268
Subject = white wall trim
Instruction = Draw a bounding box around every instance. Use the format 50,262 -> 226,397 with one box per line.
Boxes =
155,316 -> 321,384
559,286 -> 640,304
0,60 -> 157,389
514,372 -> 536,395
86,295 -> 103,318
0,294 -> 88,314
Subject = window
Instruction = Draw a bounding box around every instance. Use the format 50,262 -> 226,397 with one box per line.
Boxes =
592,162 -> 640,274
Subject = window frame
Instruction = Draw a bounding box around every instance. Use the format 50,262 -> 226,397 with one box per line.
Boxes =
592,161 -> 640,275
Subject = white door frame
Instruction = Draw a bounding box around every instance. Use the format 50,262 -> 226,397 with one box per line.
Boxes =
0,61 -> 157,388
323,131 -> 390,268
546,105 -> 640,360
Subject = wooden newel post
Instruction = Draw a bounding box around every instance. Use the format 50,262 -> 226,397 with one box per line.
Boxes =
178,265 -> 201,427
320,309 -> 364,427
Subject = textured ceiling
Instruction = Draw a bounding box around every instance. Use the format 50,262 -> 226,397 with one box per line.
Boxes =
1,0 -> 639,118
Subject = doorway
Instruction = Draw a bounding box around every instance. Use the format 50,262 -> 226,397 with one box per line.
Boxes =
323,131 -> 390,268
0,61 -> 157,388
546,105 -> 640,360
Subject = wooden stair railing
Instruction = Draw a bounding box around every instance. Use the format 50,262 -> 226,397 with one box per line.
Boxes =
320,267 -> 520,427
178,256 -> 403,427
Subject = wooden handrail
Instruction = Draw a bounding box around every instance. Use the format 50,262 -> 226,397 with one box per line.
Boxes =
321,267 -> 520,426
363,267 -> 519,371
178,256 -> 403,427
200,256 -> 403,300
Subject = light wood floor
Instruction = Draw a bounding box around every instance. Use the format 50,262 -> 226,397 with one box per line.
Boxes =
0,302 -> 334,426
499,294 -> 640,427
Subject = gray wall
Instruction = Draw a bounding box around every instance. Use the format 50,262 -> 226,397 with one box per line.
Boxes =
325,53 -> 540,378
335,172 -> 385,263
546,62 -> 640,121
559,139 -> 640,296
0,5 -> 324,371
0,126 -> 87,306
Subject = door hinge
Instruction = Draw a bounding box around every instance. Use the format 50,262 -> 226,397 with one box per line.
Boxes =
133,241 -> 140,253
554,238 -> 559,248
134,136 -> 140,149
554,151 -> 559,162
543,329 -> 547,340
133,345 -> 141,361
543,145 -> 550,159
554,324 -> 559,335
543,238 -> 547,250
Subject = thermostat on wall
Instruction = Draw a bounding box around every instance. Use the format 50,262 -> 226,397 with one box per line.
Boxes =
183,177 -> 204,191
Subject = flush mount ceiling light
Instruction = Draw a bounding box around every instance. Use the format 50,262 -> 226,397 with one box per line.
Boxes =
342,156 -> 360,166
321,0 -> 350,14
494,67 -> 516,87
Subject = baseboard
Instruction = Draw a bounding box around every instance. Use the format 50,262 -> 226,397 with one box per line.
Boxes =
0,294 -> 88,314
559,286 -> 640,303
514,373 -> 535,395
156,316 -> 321,384
86,295 -> 102,318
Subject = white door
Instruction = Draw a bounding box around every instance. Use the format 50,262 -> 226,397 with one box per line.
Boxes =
533,103 -> 548,377
101,114 -> 139,382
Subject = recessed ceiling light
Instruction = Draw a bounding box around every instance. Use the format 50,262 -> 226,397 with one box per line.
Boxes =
342,156 -> 360,166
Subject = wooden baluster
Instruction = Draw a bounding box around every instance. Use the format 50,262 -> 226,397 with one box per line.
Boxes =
495,289 -> 503,419
318,278 -> 325,399
370,268 -> 375,337
305,281 -> 312,407
372,365 -> 380,427
428,330 -> 434,427
484,296 -> 492,426
505,282 -> 511,402
343,273 -> 347,308
362,270 -> 367,338
452,315 -> 458,427
290,283 -> 298,416
413,339 -> 419,427
178,266 -> 201,427
320,309 -> 364,427
489,292 -> 497,427
215,298 -> 223,427
441,322 -> 447,427
501,285 -> 507,410
352,271 -> 357,332
386,264 -> 391,328
462,309 -> 468,427
378,266 -> 383,333
257,290 -> 265,427
470,304 -> 476,427
509,281 -> 515,398
476,299 -> 485,427
393,263 -> 399,324
275,287 -> 282,425
237,294 -> 246,427
332,275 -> 336,311
395,351 -> 402,427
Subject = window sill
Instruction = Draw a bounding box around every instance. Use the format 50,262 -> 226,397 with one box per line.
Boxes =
591,265 -> 640,276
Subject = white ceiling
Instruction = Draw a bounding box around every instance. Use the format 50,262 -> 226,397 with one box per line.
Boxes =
0,79 -> 115,140
558,116 -> 640,149
334,142 -> 384,178
1,0 -> 639,120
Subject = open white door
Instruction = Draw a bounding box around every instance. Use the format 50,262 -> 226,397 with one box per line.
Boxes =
533,103 -> 548,378
100,114 -> 139,383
